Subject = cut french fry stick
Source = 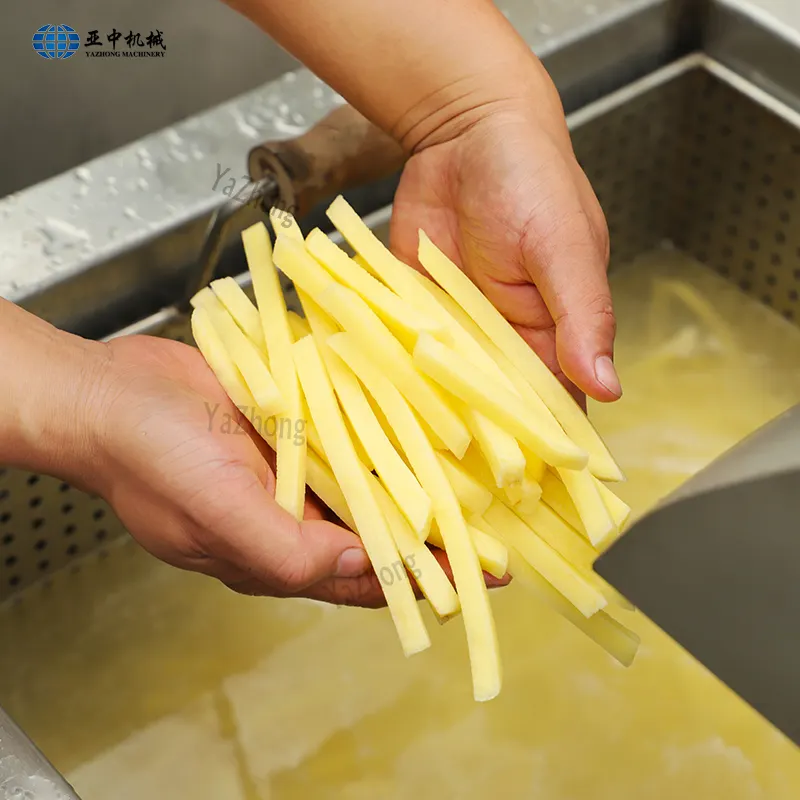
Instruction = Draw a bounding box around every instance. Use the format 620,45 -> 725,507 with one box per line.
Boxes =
472,514 -> 638,666
426,524 -> 508,581
417,231 -> 624,482
504,475 -> 542,514
293,335 -> 430,657
594,476 -> 632,531
242,223 -> 306,520
306,229 -> 450,346
274,236 -> 471,457
408,270 -> 520,395
518,501 -> 598,570
328,331 -> 501,701
483,500 -> 607,618
210,277 -> 266,350
368,472 -> 460,620
286,310 -> 311,341
436,451 -> 493,516
269,206 -> 304,240
318,342 -> 433,539
457,401 -> 526,488
414,333 -> 587,469
556,467 -> 616,547
190,287 -> 284,416
191,307 -> 353,529
541,469 -> 585,533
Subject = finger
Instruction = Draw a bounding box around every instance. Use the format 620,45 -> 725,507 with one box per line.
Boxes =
190,467 -> 371,594
520,180 -> 620,403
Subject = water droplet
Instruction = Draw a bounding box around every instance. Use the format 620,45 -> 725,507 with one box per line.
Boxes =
136,146 -> 151,162
169,147 -> 189,163
191,146 -> 204,161
166,128 -> 184,145
283,71 -> 297,84
108,185 -> 119,196
123,207 -> 138,219
106,176 -> 117,186
39,218 -> 90,256
290,112 -> 306,127
536,22 -> 553,35
278,102 -> 289,116
75,184 -> 89,198
108,227 -> 119,239
312,86 -> 324,99
75,166 -> 92,183
137,177 -> 149,190
272,118 -> 306,136
234,112 -> 259,139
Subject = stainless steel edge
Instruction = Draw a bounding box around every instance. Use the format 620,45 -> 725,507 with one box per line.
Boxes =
0,0 -> 686,337
0,705 -> 81,799
706,0 -> 800,115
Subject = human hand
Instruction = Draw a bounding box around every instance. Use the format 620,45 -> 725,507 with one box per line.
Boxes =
77,333 -> 396,606
390,64 -> 619,409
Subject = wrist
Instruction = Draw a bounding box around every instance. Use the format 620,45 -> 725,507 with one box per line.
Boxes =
0,300 -> 111,490
393,53 -> 567,154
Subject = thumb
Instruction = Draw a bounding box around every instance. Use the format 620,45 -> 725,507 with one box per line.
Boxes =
526,212 -> 621,403
199,469 -> 370,593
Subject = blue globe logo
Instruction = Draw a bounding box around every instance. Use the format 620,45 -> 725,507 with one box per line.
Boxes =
32,25 -> 81,60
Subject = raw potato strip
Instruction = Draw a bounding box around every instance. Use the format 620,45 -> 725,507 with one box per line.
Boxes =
368,472 -> 460,619
413,333 -> 587,468
273,236 -> 471,457
292,335 -> 430,657
210,277 -> 266,350
287,310 -> 311,341
304,294 -> 433,539
470,515 -> 639,666
436,451 -> 493,516
504,475 -> 542,514
329,332 -> 502,701
190,308 -> 354,530
556,467 -> 616,547
417,231 -> 624,481
541,469 -> 585,533
242,223 -> 307,520
425,524 -> 509,581
456,400 -> 526,488
483,500 -> 607,617
190,287 -> 284,416
269,206 -> 304,240
306,229 -> 449,347
594,477 -> 632,531
514,503 -> 634,611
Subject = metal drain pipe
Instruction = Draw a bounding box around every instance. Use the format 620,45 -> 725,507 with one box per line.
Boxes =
0,706 -> 81,799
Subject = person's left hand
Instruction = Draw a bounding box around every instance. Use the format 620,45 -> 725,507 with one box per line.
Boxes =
389,70 -> 619,409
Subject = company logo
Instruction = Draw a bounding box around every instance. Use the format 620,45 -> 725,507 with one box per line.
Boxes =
32,25 -> 81,60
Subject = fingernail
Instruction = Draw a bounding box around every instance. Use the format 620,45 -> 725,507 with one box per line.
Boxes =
595,355 -> 622,398
336,548 -> 371,578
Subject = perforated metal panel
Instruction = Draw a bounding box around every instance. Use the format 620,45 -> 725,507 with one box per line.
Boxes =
4,61 -> 800,602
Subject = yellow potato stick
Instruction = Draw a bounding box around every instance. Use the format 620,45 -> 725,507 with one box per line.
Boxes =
408,270 -> 520,394
504,474 -> 542,513
242,223 -> 306,520
269,206 -> 304,240
594,476 -> 632,531
328,331 -> 502,701
417,231 -> 624,481
293,335 -> 430,657
556,467 -> 616,547
190,287 -> 284,416
426,523 -> 507,581
541,468 -> 585,534
191,308 -> 353,530
457,401 -> 526,488
521,446 -> 547,483
474,515 -> 638,666
369,472 -> 460,619
436,451 -> 493,516
286,310 -> 311,341
209,277 -> 266,350
517,501 -> 598,570
274,237 -> 471,456
324,346 -> 433,539
483,500 -> 607,618
306,229 -> 450,346
414,333 -> 587,469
